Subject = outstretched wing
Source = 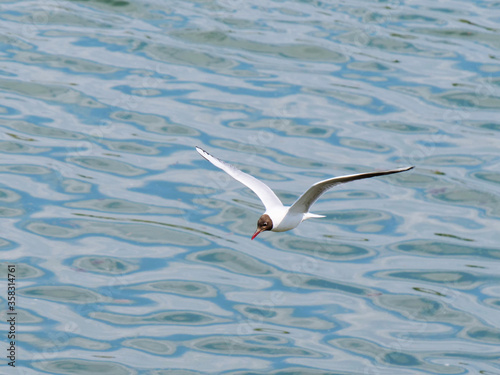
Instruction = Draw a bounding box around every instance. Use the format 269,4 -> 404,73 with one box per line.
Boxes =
196,146 -> 283,211
289,166 -> 414,214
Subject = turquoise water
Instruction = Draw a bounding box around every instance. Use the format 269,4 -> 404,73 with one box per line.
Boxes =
1,0 -> 500,373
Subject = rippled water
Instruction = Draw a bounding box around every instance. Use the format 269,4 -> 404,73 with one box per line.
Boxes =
1,0 -> 499,374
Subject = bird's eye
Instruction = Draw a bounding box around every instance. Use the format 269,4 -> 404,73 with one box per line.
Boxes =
263,222 -> 267,226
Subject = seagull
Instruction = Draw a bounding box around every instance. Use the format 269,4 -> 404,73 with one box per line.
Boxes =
196,146 -> 413,240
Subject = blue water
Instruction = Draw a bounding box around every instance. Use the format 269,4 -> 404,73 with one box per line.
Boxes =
1,0 -> 500,374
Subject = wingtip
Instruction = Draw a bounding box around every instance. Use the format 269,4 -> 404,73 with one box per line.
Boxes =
195,146 -> 208,159
398,165 -> 414,172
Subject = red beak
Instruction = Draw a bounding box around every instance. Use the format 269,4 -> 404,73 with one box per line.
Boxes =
251,229 -> 262,240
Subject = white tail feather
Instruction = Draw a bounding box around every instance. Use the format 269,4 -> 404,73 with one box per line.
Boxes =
303,213 -> 325,221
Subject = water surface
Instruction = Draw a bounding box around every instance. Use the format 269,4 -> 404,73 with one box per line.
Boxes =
1,0 -> 499,374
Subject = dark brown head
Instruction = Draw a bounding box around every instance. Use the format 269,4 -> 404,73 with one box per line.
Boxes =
251,214 -> 273,240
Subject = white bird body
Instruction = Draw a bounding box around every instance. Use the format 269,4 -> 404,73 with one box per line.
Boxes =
265,206 -> 297,232
195,146 -> 413,239
267,208 -> 323,232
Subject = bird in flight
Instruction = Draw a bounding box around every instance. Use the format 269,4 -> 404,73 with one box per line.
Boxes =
196,146 -> 413,240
